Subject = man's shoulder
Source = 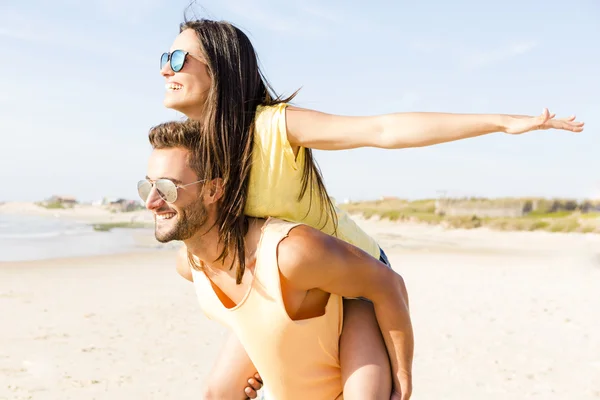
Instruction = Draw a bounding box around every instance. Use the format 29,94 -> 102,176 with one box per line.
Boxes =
175,245 -> 194,282
273,221 -> 336,286
265,218 -> 327,250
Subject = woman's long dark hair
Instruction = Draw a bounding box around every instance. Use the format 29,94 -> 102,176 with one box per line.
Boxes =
181,18 -> 337,284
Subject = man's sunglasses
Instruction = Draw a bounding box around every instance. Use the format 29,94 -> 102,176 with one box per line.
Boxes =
137,178 -> 205,204
160,50 -> 189,72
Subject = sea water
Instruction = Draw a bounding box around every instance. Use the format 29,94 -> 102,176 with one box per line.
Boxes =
0,214 -> 150,262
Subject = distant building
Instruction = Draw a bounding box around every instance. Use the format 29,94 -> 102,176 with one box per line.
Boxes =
380,196 -> 400,201
435,199 -> 528,218
435,197 -> 600,217
47,195 -> 78,206
107,198 -> 143,212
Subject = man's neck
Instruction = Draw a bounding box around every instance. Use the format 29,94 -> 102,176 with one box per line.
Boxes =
183,217 -> 266,271
182,221 -> 223,268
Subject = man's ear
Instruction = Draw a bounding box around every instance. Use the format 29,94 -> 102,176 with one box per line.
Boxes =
205,178 -> 224,204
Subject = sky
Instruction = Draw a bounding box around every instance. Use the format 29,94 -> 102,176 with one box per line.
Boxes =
1,0 -> 598,203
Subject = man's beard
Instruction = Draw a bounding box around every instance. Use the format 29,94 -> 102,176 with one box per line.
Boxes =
154,198 -> 208,243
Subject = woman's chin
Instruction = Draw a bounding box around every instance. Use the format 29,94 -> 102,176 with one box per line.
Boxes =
163,94 -> 203,117
163,94 -> 185,111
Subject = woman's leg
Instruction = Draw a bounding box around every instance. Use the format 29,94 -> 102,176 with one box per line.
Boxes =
203,331 -> 263,399
340,298 -> 392,400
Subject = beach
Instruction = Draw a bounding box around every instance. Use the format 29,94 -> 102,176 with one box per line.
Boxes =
1,204 -> 599,399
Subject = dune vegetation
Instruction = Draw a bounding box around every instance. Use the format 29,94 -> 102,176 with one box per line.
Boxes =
339,197 -> 600,234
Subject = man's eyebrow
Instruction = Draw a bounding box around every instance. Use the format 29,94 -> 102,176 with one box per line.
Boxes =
145,176 -> 184,185
166,177 -> 184,185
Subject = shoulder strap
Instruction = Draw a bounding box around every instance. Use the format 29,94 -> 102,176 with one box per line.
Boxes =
253,218 -> 303,295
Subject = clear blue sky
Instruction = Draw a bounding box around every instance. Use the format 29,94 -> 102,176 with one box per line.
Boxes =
1,0 -> 598,202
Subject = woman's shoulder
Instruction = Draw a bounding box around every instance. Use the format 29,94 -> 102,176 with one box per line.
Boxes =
253,102 -> 291,146
256,102 -> 288,119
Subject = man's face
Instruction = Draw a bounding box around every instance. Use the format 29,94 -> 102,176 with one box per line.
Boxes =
144,147 -> 208,243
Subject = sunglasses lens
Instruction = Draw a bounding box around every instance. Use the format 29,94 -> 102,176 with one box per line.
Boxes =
155,179 -> 178,203
170,50 -> 186,72
137,180 -> 152,202
160,52 -> 170,70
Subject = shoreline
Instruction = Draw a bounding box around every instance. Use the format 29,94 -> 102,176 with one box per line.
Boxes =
0,204 -> 181,263
0,202 -> 154,224
3,200 -> 599,234
1,201 -> 598,264
0,249 -> 179,269
0,247 -> 179,268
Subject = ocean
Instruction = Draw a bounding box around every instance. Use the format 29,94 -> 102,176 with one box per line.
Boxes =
0,214 -> 157,262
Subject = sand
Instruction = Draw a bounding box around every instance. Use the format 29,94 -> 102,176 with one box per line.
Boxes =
1,216 -> 599,399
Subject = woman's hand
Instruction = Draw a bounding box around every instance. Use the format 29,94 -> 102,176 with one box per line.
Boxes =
504,108 -> 584,134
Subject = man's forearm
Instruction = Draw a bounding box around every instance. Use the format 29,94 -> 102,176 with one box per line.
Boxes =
377,112 -> 510,149
372,276 -> 414,393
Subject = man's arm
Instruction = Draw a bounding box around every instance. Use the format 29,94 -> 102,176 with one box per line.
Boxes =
203,331 -> 263,399
277,226 -> 414,399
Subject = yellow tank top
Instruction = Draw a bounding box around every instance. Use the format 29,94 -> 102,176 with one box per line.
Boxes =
245,103 -> 380,259
191,218 -> 344,400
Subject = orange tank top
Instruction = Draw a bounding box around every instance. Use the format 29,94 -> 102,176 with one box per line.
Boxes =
190,218 -> 344,400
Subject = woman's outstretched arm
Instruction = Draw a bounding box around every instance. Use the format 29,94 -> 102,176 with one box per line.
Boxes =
286,107 -> 584,150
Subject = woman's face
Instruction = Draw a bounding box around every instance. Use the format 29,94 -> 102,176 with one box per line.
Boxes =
161,29 -> 212,119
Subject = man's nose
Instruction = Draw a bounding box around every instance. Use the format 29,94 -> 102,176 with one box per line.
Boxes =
145,186 -> 165,211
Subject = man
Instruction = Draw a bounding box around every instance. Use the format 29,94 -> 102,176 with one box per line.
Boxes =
139,120 -> 414,400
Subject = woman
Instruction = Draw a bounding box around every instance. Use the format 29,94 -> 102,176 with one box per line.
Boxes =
160,18 -> 583,399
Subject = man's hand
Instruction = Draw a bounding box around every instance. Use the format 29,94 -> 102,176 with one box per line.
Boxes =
504,108 -> 584,134
244,373 -> 263,399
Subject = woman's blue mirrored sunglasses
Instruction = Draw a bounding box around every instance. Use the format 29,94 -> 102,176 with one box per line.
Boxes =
160,50 -> 189,72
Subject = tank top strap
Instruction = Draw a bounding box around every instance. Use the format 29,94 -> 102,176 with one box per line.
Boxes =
252,218 -> 303,296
